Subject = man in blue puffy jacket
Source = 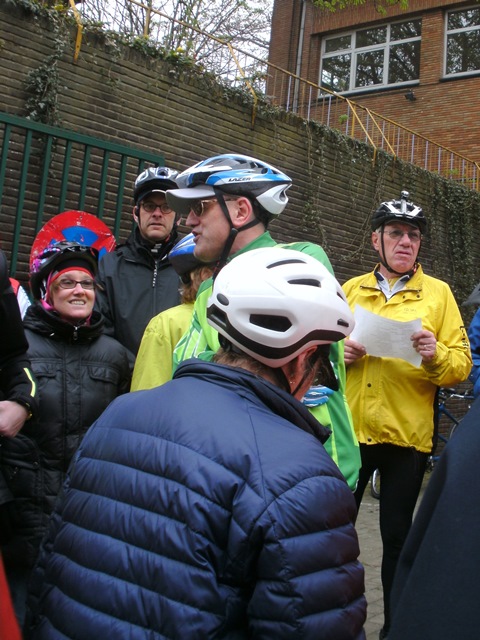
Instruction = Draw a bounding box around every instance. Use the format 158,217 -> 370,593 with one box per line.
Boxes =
26,248 -> 366,639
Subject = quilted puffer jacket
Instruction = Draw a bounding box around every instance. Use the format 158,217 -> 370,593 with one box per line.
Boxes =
27,360 -> 366,639
0,303 -> 131,568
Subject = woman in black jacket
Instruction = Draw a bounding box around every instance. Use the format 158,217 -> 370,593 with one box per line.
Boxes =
0,241 -> 131,625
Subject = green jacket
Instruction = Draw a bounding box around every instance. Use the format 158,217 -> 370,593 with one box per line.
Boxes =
173,232 -> 360,490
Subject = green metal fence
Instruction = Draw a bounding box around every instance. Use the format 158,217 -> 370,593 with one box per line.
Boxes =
0,111 -> 164,275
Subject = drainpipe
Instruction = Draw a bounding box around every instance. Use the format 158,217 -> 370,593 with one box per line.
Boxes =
293,0 -> 307,112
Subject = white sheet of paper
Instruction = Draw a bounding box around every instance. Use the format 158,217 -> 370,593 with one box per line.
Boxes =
350,305 -> 423,367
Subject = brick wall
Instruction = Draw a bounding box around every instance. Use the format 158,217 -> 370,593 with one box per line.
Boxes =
1,1 -> 480,316
270,0 -> 480,162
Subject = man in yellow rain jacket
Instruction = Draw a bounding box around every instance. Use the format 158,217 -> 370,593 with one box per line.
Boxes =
343,191 -> 472,640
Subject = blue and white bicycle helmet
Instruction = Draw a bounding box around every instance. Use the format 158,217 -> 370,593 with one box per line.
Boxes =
168,233 -> 202,283
134,166 -> 179,205
371,190 -> 427,234
167,154 -> 292,278
166,154 -> 291,219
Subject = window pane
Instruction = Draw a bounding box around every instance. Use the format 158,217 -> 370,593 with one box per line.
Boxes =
355,50 -> 384,87
325,35 -> 351,53
448,8 -> 480,30
391,19 -> 422,41
321,54 -> 351,91
447,30 -> 480,73
389,41 -> 420,82
356,26 -> 386,48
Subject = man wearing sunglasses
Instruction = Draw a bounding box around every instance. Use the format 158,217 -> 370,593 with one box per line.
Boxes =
342,191 -> 472,640
95,166 -> 181,358
166,153 -> 361,492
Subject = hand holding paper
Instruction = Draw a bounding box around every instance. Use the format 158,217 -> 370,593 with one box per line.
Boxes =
350,305 -> 423,367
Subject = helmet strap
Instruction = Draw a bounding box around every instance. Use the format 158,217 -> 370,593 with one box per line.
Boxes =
379,228 -> 421,277
212,187 -> 261,280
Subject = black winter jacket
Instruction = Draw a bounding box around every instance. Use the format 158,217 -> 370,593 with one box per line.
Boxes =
0,250 -> 38,415
27,361 -> 366,639
95,226 -> 180,356
0,303 -> 131,567
390,397 -> 480,639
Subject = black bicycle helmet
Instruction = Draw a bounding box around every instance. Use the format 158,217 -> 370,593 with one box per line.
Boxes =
371,191 -> 427,234
30,240 -> 98,300
134,166 -> 179,205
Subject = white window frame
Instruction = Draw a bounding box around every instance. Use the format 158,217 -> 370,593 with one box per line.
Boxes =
444,5 -> 480,78
319,19 -> 422,95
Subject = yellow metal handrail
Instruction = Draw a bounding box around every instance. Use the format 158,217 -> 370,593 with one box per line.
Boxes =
68,0 -> 83,63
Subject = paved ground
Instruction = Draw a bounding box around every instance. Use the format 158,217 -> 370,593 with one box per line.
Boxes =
356,475 -> 430,640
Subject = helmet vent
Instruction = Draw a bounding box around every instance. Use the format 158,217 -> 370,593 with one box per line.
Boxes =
217,293 -> 230,306
250,314 -> 292,332
288,278 -> 320,287
267,257 -> 305,269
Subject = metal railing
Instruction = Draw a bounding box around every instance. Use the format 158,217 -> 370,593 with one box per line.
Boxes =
0,112 -> 164,273
264,69 -> 479,189
117,0 -> 479,190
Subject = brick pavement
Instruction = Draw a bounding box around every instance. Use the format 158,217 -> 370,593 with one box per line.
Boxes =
356,475 -> 430,640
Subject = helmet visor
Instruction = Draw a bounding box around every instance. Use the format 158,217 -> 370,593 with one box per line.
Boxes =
166,185 -> 217,217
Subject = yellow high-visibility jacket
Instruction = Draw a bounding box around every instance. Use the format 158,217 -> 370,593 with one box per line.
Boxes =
131,302 -> 194,391
342,265 -> 472,453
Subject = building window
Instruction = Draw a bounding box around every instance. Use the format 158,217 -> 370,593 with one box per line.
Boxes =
320,19 -> 421,93
445,6 -> 480,76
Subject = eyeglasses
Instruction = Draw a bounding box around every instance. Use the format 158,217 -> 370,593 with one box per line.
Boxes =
189,197 -> 237,217
141,202 -> 173,214
383,229 -> 422,242
56,278 -> 95,290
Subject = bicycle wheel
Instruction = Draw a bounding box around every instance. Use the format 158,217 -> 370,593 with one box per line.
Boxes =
370,469 -> 380,499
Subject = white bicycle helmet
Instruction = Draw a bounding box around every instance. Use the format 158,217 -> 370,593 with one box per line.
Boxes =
166,153 -> 292,219
207,247 -> 354,368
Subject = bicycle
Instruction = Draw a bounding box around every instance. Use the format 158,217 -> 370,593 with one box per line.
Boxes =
426,387 -> 474,472
370,387 -> 473,498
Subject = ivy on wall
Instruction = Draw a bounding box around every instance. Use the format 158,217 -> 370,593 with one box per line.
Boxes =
302,115 -> 480,297
8,0 -> 480,306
